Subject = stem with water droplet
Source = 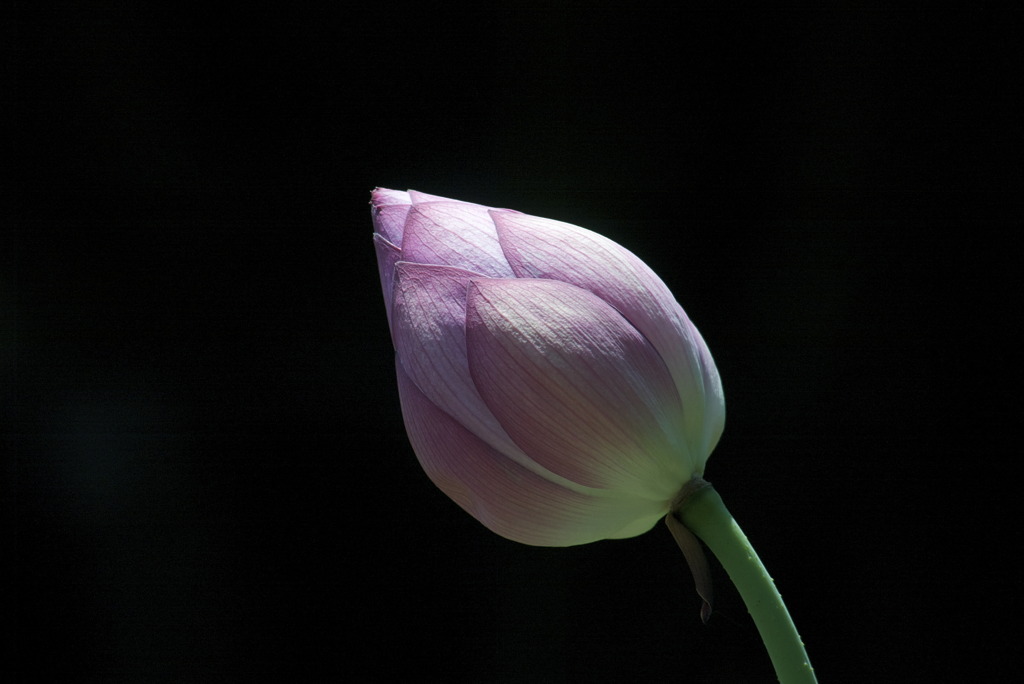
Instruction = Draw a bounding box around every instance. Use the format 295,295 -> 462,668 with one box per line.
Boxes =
672,478 -> 817,683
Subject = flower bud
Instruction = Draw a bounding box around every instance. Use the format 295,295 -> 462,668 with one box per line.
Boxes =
373,189 -> 724,546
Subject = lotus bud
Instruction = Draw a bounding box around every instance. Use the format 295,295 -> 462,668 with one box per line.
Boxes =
372,189 -> 725,547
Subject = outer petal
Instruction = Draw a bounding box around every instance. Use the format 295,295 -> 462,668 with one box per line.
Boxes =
371,188 -> 412,245
409,190 -> 520,212
372,187 -> 411,206
391,261 -> 522,460
373,233 -> 402,331
466,278 -> 693,501
408,189 -> 468,204
491,210 -> 725,462
396,360 -> 666,546
400,201 -> 515,277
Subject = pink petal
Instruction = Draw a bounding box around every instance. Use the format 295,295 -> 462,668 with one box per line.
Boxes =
687,324 -> 725,456
396,360 -> 666,546
371,198 -> 412,245
371,187 -> 411,206
491,210 -> 725,461
400,202 -> 515,277
408,189 -> 466,204
373,234 -> 402,331
466,278 -> 693,500
391,262 -> 523,461
408,189 -> 522,214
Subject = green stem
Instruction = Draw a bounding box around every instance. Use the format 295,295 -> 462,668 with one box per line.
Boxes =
673,479 -> 817,683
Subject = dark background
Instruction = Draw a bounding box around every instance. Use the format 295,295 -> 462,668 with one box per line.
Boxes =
8,4 -> 1018,682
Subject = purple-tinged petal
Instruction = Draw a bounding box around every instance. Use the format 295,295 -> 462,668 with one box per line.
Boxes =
373,233 -> 402,331
401,202 -> 515,277
408,189 -> 522,214
371,188 -> 412,245
492,210 -> 725,461
408,189 -> 467,204
466,278 -> 693,500
687,324 -> 725,456
396,360 -> 667,546
391,262 -> 524,462
372,187 -> 411,206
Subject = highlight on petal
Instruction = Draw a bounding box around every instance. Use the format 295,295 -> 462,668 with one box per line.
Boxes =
390,261 -> 525,462
465,277 -> 693,501
396,360 -> 667,546
373,233 -> 402,330
372,187 -> 411,206
401,201 -> 516,278
392,262 -> 652,501
371,188 -> 413,245
408,190 -> 521,213
491,210 -> 725,461
408,189 -> 467,204
686,322 -> 725,457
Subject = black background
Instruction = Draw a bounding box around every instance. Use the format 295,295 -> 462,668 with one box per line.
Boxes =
8,4 -> 1019,682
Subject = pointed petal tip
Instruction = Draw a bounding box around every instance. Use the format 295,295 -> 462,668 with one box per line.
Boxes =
371,188 -> 411,208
